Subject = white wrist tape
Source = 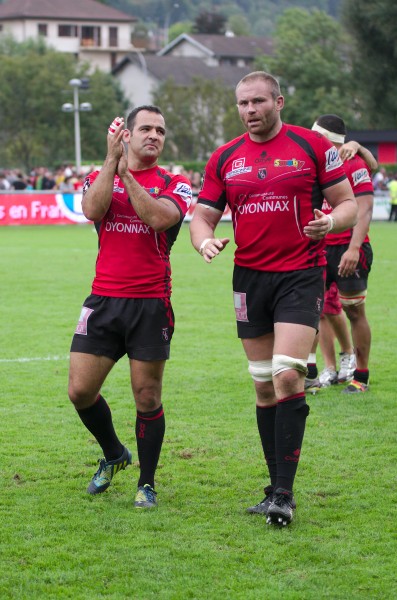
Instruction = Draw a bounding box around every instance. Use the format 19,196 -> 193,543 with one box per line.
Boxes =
326,214 -> 335,232
199,238 -> 211,255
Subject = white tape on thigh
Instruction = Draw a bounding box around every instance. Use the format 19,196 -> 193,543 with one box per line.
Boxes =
339,290 -> 367,307
272,354 -> 308,377
248,359 -> 273,382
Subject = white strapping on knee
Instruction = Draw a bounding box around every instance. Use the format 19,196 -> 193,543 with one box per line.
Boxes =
272,354 -> 308,377
248,359 -> 273,382
339,290 -> 367,307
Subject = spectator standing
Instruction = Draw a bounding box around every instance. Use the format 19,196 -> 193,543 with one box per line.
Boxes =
387,173 -> 397,221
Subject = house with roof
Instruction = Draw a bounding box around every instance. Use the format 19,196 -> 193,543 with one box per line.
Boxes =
0,0 -> 138,72
112,33 -> 273,108
112,53 -> 256,108
158,33 -> 273,68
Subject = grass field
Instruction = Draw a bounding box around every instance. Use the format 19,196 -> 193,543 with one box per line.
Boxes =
1,221 -> 396,599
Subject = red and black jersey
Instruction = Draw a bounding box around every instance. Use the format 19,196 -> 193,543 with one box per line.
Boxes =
84,166 -> 192,298
321,155 -> 374,246
198,124 -> 347,271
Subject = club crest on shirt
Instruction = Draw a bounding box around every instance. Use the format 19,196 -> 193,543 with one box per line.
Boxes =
257,168 -> 267,180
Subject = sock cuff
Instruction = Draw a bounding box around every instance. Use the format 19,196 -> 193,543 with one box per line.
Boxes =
137,405 -> 164,420
278,393 -> 306,404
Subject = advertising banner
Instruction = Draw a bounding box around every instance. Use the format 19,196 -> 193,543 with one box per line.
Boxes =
0,192 -> 89,225
0,190 -> 389,225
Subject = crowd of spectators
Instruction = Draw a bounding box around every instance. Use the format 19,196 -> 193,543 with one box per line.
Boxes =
0,164 -> 203,195
0,164 -> 91,192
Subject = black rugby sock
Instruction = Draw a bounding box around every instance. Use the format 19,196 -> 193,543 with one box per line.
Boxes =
136,405 -> 165,488
256,404 -> 277,487
275,393 -> 310,492
353,368 -> 369,385
77,394 -> 124,461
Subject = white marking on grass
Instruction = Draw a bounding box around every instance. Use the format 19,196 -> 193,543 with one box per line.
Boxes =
0,354 -> 69,364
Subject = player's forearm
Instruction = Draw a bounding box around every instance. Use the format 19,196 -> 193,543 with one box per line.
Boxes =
357,145 -> 378,171
189,212 -> 218,253
121,171 -> 179,232
82,158 -> 118,221
348,211 -> 372,251
328,199 -> 358,233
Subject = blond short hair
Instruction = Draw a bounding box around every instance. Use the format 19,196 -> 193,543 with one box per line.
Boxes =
236,71 -> 281,100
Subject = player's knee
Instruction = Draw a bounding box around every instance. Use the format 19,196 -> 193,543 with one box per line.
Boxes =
68,381 -> 93,408
133,383 -> 162,412
248,359 -> 273,382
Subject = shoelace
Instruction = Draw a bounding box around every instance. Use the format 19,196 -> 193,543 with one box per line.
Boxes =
144,487 -> 156,502
340,354 -> 354,370
273,493 -> 293,508
94,458 -> 107,477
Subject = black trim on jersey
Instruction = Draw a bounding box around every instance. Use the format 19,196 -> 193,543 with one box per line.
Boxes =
286,129 -> 318,164
215,136 -> 246,180
321,174 -> 347,190
197,195 -> 227,211
159,195 -> 184,220
155,168 -> 172,187
355,191 -> 374,198
197,136 -> 246,212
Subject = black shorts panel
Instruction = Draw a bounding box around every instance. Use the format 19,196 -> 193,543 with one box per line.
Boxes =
70,295 -> 174,362
233,266 -> 324,338
325,242 -> 373,293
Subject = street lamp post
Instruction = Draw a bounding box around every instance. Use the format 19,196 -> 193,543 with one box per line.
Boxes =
62,78 -> 92,175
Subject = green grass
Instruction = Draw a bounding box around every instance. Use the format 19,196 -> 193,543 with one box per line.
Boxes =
0,222 -> 396,599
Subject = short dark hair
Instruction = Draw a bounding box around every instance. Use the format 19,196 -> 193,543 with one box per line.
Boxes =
315,114 -> 346,136
126,105 -> 164,131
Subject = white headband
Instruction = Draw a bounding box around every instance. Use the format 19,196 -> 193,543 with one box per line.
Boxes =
312,122 -> 345,144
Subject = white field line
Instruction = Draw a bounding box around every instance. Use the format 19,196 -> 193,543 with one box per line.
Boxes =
0,354 -> 69,364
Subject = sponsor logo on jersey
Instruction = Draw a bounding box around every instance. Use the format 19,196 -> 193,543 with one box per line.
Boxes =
254,151 -> 272,164
233,158 -> 246,170
325,147 -> 343,172
321,199 -> 332,212
352,168 -> 372,186
274,158 -> 305,170
105,221 -> 151,234
145,186 -> 161,195
236,193 -> 289,215
82,179 -> 90,194
173,182 -> 192,207
113,185 -> 124,193
225,157 -> 253,179
257,168 -> 267,180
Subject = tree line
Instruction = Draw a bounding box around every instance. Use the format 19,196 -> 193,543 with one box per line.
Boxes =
0,0 -> 395,171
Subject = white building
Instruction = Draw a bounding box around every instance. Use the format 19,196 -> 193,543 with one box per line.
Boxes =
0,0 -> 138,72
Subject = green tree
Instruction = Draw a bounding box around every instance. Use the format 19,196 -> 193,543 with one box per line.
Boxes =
342,0 -> 397,127
152,76 -> 239,161
168,21 -> 193,42
0,37 -> 127,171
227,14 -> 251,36
254,8 -> 360,128
192,10 -> 227,34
